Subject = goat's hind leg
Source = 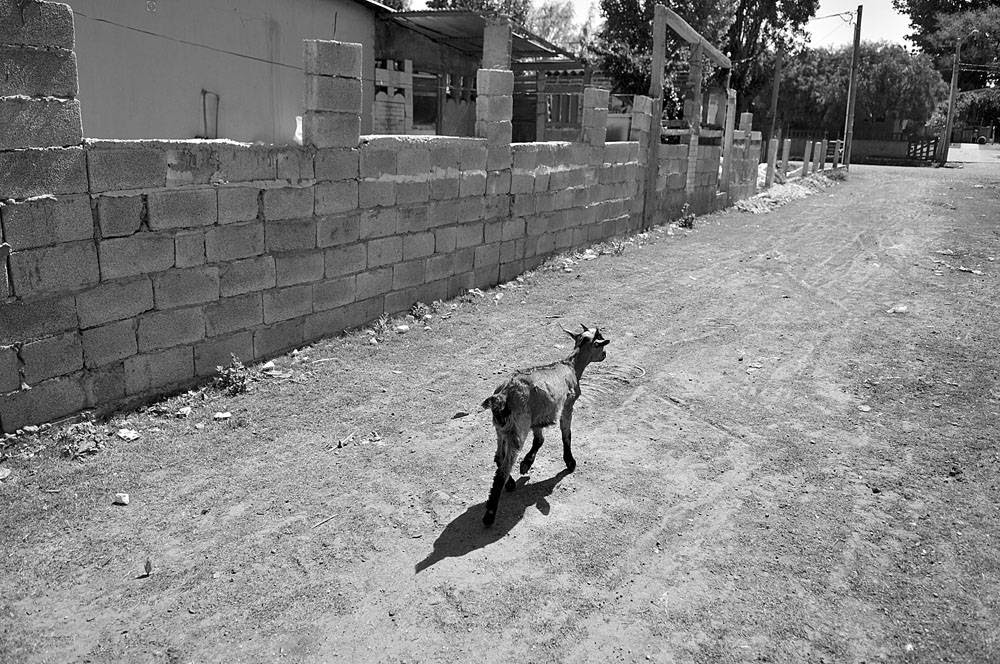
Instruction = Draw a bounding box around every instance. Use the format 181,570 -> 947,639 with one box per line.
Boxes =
484,435 -> 519,526
560,408 -> 576,472
519,427 -> 545,475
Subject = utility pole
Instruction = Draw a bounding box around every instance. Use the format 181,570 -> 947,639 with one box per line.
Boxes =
939,31 -> 977,165
642,4 -> 667,228
768,46 -> 784,149
842,4 -> 862,169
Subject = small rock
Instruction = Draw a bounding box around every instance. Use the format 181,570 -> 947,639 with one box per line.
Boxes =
858,405 -> 872,412
213,412 -> 231,421
117,428 -> 141,441
261,361 -> 275,371
113,492 -> 130,506
144,559 -> 153,576
23,425 -> 39,434
886,304 -> 908,314
195,423 -> 206,430
451,411 -> 469,419
369,337 -> 379,345
0,467 -> 11,481
177,406 -> 192,418
395,324 -> 410,334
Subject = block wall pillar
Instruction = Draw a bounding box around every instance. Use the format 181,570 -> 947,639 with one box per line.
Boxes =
629,95 -> 653,227
581,87 -> 609,147
302,40 -> 362,148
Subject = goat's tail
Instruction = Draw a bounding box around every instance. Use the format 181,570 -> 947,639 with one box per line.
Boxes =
481,393 -> 510,427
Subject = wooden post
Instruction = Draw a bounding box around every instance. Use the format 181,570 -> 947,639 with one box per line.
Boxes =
780,137 -> 791,179
684,43 -> 704,194
642,4 -> 667,228
820,138 -> 828,170
765,137 -> 778,188
812,141 -> 822,173
832,139 -> 842,168
767,47 -> 783,143
535,70 -> 546,142
720,88 -> 737,195
802,140 -> 813,177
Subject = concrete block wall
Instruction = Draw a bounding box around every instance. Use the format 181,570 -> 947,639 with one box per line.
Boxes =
0,19 -> 641,431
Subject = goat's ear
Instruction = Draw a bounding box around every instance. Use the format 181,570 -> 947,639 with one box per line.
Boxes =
562,326 -> 580,340
595,338 -> 610,347
580,323 -> 589,332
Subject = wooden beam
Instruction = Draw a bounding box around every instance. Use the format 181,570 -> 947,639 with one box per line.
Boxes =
662,7 -> 731,69
643,4 -> 668,228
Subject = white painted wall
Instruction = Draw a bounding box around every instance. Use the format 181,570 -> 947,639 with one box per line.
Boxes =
69,0 -> 377,143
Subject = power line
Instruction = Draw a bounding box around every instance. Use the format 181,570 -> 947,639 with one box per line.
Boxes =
808,10 -> 855,24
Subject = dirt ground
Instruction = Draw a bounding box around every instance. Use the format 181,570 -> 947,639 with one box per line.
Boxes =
1,163 -> 998,664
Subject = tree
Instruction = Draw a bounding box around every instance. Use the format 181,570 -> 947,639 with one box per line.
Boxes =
379,0 -> 410,9
593,0 -> 818,115
425,0 -> 531,25
892,2 -> 1000,88
525,0 -> 577,48
764,42 -> 948,136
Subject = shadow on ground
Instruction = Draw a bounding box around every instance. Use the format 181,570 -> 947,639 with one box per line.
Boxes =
415,469 -> 572,573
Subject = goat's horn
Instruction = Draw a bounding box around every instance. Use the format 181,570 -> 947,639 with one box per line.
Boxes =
580,323 -> 588,331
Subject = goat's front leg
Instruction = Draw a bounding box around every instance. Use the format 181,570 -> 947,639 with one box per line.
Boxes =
519,427 -> 545,475
560,408 -> 576,472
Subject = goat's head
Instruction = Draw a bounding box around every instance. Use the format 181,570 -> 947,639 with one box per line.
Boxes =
565,324 -> 610,363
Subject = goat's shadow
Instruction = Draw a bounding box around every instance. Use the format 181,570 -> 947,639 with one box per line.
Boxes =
415,468 -> 572,573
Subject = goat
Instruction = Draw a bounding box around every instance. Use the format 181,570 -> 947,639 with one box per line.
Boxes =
479,324 -> 609,526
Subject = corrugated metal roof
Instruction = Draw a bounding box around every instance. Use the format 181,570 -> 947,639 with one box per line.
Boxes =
390,10 -> 580,63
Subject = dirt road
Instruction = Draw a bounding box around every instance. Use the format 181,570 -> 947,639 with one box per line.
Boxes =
2,164 -> 998,663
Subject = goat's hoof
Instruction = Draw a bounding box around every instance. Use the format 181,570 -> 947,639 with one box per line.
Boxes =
519,458 -> 533,475
483,510 -> 496,526
505,476 -> 517,492
565,458 -> 576,472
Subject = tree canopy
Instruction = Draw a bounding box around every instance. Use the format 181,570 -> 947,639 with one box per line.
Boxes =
593,0 -> 819,115
524,0 -> 596,55
762,42 -> 948,135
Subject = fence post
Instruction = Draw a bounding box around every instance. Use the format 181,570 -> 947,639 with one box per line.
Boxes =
765,137 -> 778,188
780,138 -> 791,179
801,140 -> 813,177
813,140 -> 822,173
302,41 -> 363,148
642,4 -> 668,227
720,88 -> 737,198
832,139 -> 841,168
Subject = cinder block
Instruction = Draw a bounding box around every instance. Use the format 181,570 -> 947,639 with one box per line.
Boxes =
313,275 -> 356,311
265,218 -> 316,253
0,0 -> 75,49
425,254 -> 452,282
484,219 -> 502,244
76,277 -> 153,329
9,240 -> 99,296
0,345 -> 19,393
98,234 -> 174,281
486,148 -> 512,171
20,330 -> 81,384
97,195 -> 142,238
302,111 -> 360,149
194,330 -> 254,376
263,187 -> 313,221
403,232 -> 435,261
324,242 -> 367,277
434,226 -> 457,254
275,147 -> 314,182
430,176 -> 460,200
476,69 -> 514,96
0,295 -> 73,347
486,170 -> 511,195
474,242 -> 500,268
147,188 -> 217,230
0,96 -> 81,149
455,222 -> 484,249
205,293 -> 263,337
82,319 -> 137,368
356,267 -> 392,300
153,267 -> 219,309
459,172 -> 486,198
218,187 -> 259,224
359,207 -> 397,240
396,148 -> 431,176
430,145 -> 460,170
303,40 -> 362,78
124,346 -> 194,395
87,148 -> 166,192
392,260 -> 425,291
459,142 -> 488,171
253,318 -> 304,360
219,255 -> 276,297
0,374 -> 86,433
0,146 -> 87,198
396,182 -> 429,205
0,45 -> 78,97
276,250 -> 325,286
316,212 -> 360,248
174,230 -> 205,268
358,179 -> 395,208
365,236 -> 402,269
214,144 -> 276,182
315,148 -> 359,181
0,193 -> 91,250
315,180 -> 359,215
500,237 -> 525,263
137,307 -> 205,352
82,362 -> 126,407
262,284 -> 313,323
359,146 -> 396,177
163,143 -> 216,187
305,74 -> 363,113
205,221 -> 264,262
583,87 -> 610,109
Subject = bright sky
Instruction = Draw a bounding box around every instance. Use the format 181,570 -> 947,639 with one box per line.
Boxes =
408,0 -> 914,49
